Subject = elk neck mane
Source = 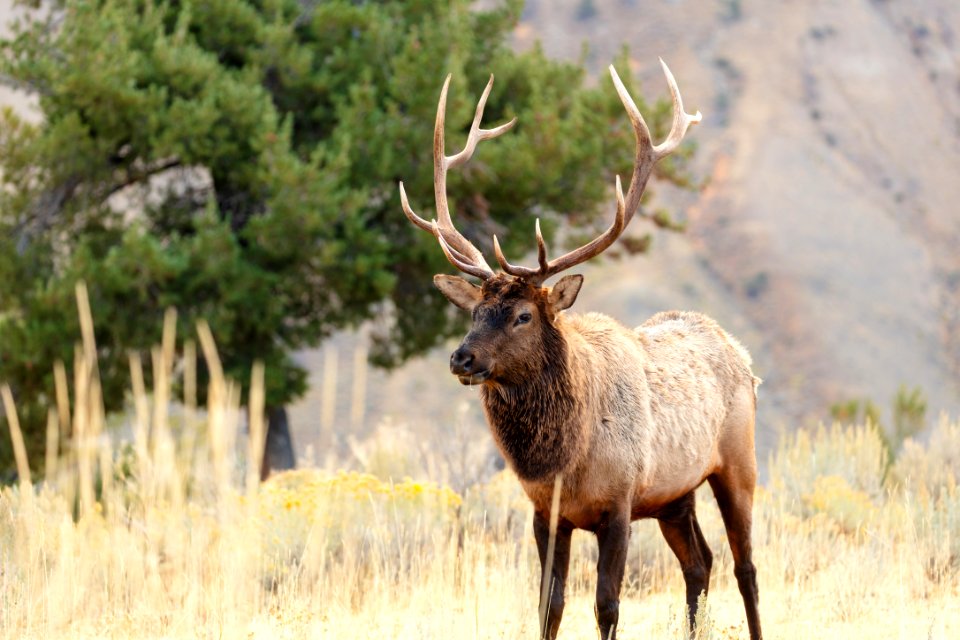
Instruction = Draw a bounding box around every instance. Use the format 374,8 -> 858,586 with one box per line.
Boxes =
479,305 -> 585,482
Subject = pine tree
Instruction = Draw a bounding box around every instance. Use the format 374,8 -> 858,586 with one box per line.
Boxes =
0,0 -> 693,474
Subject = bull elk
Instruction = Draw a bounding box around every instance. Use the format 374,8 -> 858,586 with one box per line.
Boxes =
398,60 -> 762,640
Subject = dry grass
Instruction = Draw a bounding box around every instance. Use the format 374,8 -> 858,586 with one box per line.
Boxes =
1,289 -> 959,639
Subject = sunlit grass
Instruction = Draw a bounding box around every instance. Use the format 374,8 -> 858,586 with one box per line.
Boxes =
1,287 -> 958,639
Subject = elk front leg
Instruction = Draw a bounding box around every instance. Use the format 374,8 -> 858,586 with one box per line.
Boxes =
595,509 -> 631,640
534,511 -> 573,640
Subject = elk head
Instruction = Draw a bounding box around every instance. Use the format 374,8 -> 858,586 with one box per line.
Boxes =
431,272 -> 583,385
399,60 -> 700,386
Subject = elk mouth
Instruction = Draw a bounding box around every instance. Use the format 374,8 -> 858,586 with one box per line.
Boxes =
457,369 -> 492,385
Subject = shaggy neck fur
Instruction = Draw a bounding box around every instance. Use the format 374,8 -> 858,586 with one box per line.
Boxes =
479,318 -> 584,482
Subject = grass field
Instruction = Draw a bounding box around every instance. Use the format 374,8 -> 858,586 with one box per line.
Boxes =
2,294 -> 959,639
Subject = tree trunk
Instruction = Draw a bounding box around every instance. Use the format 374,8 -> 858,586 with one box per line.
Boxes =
261,405 -> 295,481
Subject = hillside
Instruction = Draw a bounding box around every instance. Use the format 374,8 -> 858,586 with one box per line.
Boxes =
290,0 -> 960,463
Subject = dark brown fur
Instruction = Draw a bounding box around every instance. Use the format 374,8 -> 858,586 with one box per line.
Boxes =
477,279 -> 584,480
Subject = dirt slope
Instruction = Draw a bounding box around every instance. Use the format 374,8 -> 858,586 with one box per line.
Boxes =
508,0 -> 960,436
327,0 -> 960,459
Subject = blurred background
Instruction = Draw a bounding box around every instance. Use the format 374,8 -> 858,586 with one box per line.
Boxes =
1,0 -> 958,482
288,0 -> 960,471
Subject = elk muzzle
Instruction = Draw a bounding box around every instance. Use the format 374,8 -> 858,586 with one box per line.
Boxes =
449,344 -> 491,385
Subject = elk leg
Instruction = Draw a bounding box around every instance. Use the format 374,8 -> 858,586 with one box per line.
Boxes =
708,473 -> 762,640
657,492 -> 713,634
595,509 -> 630,640
534,511 -> 573,640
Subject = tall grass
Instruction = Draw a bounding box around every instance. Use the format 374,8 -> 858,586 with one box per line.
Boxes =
1,288 -> 959,639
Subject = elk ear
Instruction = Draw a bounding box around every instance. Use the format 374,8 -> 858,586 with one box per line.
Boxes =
548,274 -> 583,312
434,274 -> 482,311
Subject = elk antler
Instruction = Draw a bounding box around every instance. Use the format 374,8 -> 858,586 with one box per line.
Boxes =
399,74 -> 517,280
494,58 -> 701,285
400,61 -> 700,285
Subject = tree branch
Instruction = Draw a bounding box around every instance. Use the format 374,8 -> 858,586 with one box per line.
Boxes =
101,157 -> 182,201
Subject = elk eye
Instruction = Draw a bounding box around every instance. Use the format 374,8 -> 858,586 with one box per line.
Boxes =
516,312 -> 532,326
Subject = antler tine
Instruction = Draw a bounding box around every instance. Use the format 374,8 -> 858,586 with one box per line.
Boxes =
609,64 -> 654,158
494,235 -> 536,278
431,75 -> 460,236
608,63 -> 657,226
493,218 -> 550,278
546,175 -> 627,279
398,181 -> 433,233
447,75 -> 518,169
432,220 -> 494,281
652,58 -> 702,159
429,73 -> 516,279
400,180 -> 479,266
534,218 -> 548,271
495,176 -> 626,284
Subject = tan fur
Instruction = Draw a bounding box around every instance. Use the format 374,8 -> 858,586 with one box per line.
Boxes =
515,308 -> 757,529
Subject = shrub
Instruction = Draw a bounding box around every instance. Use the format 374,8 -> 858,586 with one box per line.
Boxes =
257,469 -> 462,583
768,422 -> 887,514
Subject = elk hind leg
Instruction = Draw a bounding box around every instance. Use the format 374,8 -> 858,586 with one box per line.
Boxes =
708,470 -> 762,640
657,491 -> 713,634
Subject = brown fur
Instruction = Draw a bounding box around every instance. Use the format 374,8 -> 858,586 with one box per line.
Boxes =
438,273 -> 763,640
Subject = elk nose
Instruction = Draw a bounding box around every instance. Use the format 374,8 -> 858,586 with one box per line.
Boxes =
450,346 -> 475,375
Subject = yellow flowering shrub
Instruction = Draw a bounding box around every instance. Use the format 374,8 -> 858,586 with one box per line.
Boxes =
769,423 -> 887,512
802,475 -> 877,535
254,469 -> 462,582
